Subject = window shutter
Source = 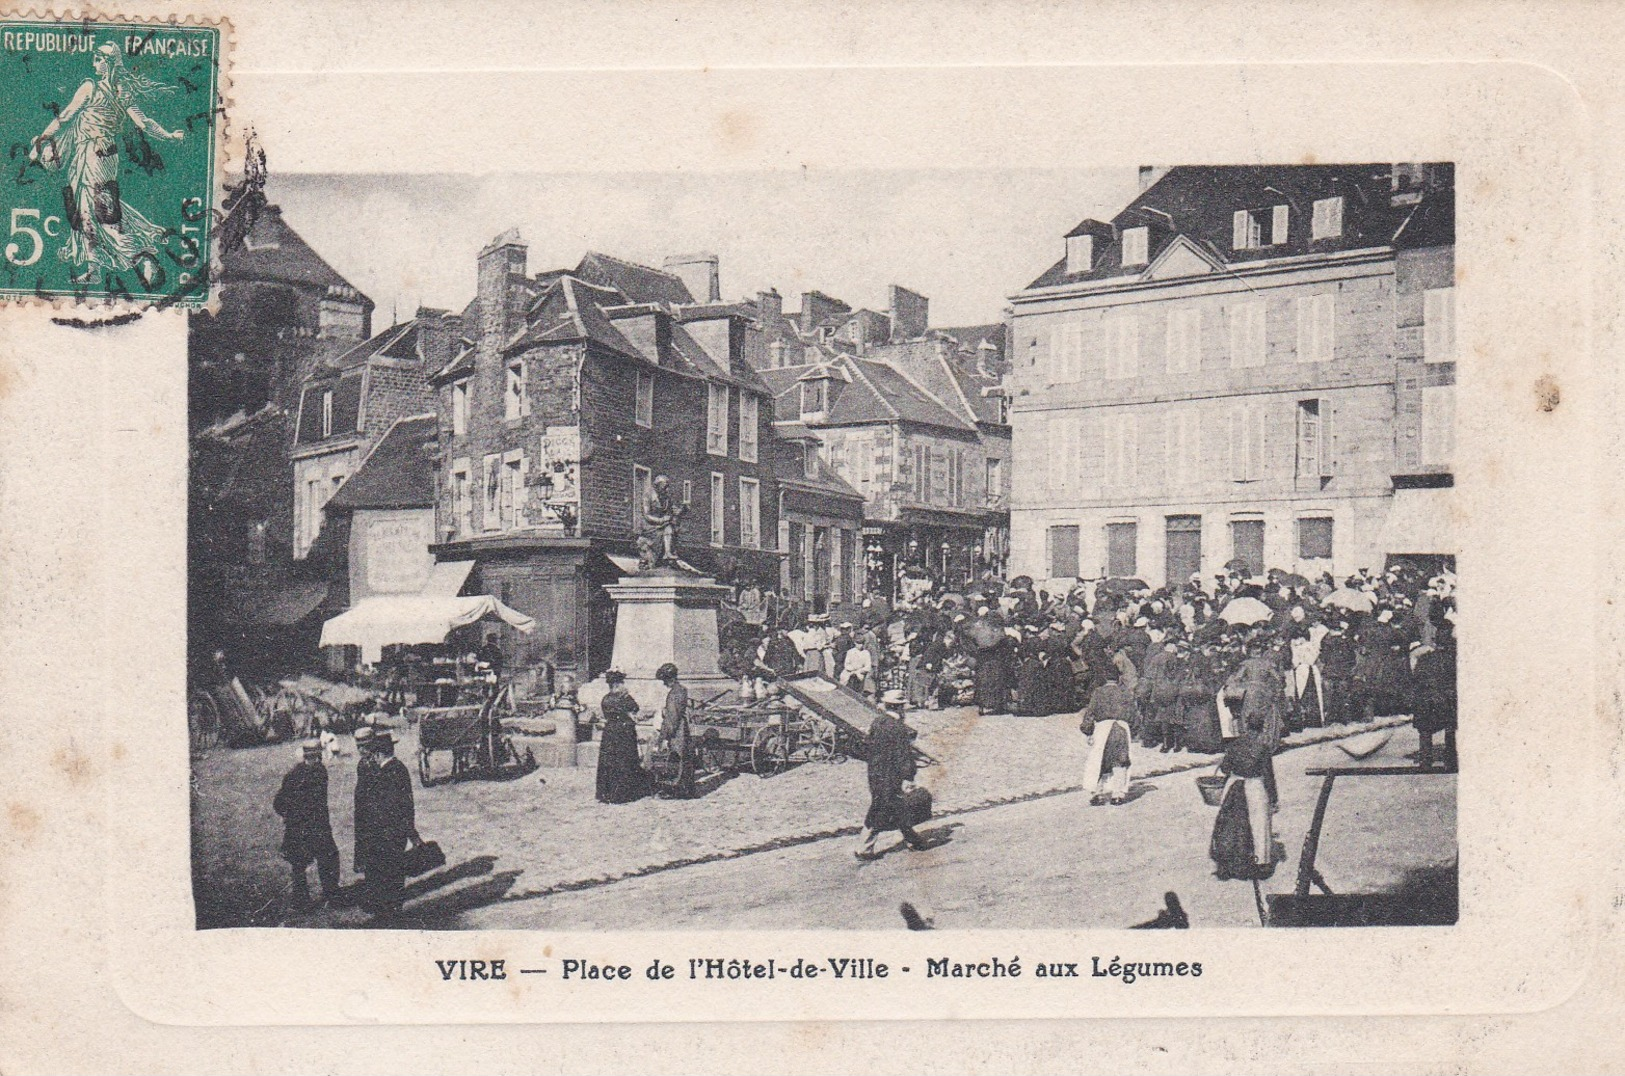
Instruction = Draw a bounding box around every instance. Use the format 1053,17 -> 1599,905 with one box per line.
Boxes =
1319,398 -> 1336,476
1251,407 -> 1267,480
1296,297 -> 1310,362
1317,293 -> 1335,362
1233,210 -> 1250,250
1124,414 -> 1139,487
515,456 -> 530,526
1164,412 -> 1178,489
1272,204 -> 1290,244
1229,408 -> 1244,481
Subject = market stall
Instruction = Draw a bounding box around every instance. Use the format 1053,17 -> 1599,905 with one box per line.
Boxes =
318,594 -> 536,665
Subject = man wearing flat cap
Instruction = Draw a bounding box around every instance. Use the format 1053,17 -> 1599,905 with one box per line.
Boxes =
354,730 -> 420,919
272,739 -> 341,910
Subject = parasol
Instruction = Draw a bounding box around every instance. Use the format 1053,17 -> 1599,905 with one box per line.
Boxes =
1096,577 -> 1149,597
1324,587 -> 1376,613
1218,596 -> 1273,626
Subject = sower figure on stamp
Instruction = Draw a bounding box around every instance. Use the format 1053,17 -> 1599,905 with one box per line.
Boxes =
354,730 -> 421,919
28,43 -> 185,279
639,474 -> 687,570
272,738 -> 341,910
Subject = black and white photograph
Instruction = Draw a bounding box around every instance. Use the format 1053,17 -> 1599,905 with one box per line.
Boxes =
187,160 -> 1459,932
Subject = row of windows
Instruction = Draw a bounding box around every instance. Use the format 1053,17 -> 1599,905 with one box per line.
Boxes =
448,367 -> 761,465
1046,515 -> 1335,581
1029,397 -> 1343,495
1028,286 -> 1455,383
1069,197 -> 1347,275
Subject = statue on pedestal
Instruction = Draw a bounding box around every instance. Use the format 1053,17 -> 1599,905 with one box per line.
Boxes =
638,474 -> 687,572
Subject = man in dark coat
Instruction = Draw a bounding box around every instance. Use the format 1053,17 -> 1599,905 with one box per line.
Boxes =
1413,621 -> 1458,771
351,725 -> 379,880
273,739 -> 341,909
354,730 -> 419,919
653,662 -> 694,798
856,691 -> 925,858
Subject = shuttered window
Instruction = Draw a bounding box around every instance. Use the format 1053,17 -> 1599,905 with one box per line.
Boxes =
710,472 -> 726,545
1048,525 -> 1080,579
1121,227 -> 1149,266
1166,307 -> 1201,374
1105,313 -> 1139,379
1104,412 -> 1138,488
1230,519 -> 1265,577
1229,404 -> 1269,482
1296,292 -> 1335,363
738,392 -> 759,462
1424,287 -> 1456,362
1165,409 -> 1199,490
1422,386 -> 1455,466
1298,517 -> 1334,560
1228,301 -> 1266,368
1312,196 -> 1344,240
1271,204 -> 1290,245
1105,522 -> 1137,578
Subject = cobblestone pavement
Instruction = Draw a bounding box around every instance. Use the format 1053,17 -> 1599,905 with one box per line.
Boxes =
190,704 -> 1440,930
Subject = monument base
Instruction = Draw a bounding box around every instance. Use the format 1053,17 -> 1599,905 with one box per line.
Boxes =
577,568 -> 738,718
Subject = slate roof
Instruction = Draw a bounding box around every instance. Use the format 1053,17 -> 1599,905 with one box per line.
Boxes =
772,447 -> 865,503
326,414 -> 439,511
221,204 -> 369,300
760,357 -> 976,433
575,252 -> 695,306
1022,164 -> 1455,291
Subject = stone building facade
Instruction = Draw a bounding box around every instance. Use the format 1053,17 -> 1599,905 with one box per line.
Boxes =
428,233 -> 782,682
1006,163 -> 1456,589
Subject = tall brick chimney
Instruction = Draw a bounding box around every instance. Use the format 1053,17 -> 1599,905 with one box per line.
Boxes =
477,228 -> 528,344
663,252 -> 720,303
887,284 -> 929,341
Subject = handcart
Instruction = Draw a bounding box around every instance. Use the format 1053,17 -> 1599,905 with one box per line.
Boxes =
416,691 -> 537,787
685,692 -> 848,778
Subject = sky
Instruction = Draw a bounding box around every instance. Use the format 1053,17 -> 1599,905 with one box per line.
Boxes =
267,168 -> 1143,330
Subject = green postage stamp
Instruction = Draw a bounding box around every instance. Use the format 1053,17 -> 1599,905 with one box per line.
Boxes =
0,15 -> 223,307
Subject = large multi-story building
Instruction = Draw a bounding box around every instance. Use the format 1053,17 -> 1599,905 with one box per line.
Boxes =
427,232 -> 782,682
1007,164 -> 1455,588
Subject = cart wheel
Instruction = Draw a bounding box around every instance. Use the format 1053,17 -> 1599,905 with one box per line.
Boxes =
188,690 -> 221,753
418,749 -> 434,787
751,725 -> 790,777
802,719 -> 838,763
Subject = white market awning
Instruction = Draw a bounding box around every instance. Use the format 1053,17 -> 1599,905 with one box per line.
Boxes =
422,559 -> 476,596
319,594 -> 535,664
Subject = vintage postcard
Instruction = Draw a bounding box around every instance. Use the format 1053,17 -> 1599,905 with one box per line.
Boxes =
0,1 -> 1621,1073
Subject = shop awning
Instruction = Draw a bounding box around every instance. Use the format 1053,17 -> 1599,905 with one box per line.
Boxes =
1380,488 -> 1459,557
319,594 -> 535,664
422,559 -> 475,596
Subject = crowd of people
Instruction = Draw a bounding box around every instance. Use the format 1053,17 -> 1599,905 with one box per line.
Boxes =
722,564 -> 1456,760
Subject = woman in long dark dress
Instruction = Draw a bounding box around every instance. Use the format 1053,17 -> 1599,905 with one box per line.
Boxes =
595,671 -> 652,804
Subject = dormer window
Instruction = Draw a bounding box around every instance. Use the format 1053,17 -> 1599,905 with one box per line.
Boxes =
1232,210 -> 1263,251
1065,234 -> 1093,274
1121,226 -> 1149,266
1312,196 -> 1344,240
800,378 -> 828,418
803,443 -> 819,479
1271,204 -> 1290,244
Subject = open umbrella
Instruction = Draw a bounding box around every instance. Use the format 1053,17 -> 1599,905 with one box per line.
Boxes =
1096,577 -> 1149,597
1219,596 -> 1273,626
1324,587 -> 1376,613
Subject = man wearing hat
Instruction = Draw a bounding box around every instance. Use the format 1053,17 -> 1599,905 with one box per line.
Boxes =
856,690 -> 926,858
272,739 -> 341,910
354,729 -> 419,918
654,663 -> 694,798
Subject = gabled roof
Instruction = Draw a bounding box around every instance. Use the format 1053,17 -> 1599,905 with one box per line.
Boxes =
326,414 -> 439,512
221,204 -> 370,302
312,321 -> 417,377
1022,164 -> 1455,292
759,357 -> 975,432
575,251 -> 695,306
841,357 -> 976,432
505,275 -> 646,363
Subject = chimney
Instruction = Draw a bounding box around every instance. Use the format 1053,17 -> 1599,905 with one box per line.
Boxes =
1137,166 -> 1168,192
757,288 -> 783,329
477,228 -> 528,344
663,252 -> 720,303
887,284 -> 929,341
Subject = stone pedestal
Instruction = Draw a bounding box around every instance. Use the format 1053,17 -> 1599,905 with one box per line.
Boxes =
578,569 -> 738,719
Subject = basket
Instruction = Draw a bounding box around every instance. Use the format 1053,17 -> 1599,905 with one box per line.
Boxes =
1196,769 -> 1228,807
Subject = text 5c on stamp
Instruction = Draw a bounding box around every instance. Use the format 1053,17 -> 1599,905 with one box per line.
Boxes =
1,16 -> 222,307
